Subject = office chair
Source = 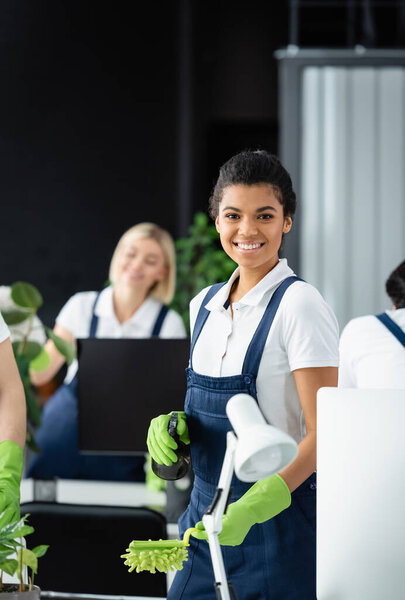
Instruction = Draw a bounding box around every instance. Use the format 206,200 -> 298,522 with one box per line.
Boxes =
21,502 -> 167,597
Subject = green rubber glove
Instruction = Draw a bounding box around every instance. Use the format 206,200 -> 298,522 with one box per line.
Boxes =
147,411 -> 190,467
192,474 -> 291,546
0,440 -> 23,529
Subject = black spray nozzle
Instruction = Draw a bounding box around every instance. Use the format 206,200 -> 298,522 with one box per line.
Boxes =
168,412 -> 179,439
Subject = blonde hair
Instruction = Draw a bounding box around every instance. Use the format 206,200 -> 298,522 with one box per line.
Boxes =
109,223 -> 176,304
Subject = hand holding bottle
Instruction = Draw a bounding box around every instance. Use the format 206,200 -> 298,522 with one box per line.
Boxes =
147,411 -> 189,466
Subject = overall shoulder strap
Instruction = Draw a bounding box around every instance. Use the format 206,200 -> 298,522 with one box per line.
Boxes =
242,276 -> 303,375
89,291 -> 103,337
376,313 -> 405,348
190,282 -> 227,368
151,305 -> 169,337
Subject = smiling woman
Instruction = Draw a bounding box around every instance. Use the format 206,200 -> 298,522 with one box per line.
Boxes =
148,150 -> 339,600
26,222 -> 186,482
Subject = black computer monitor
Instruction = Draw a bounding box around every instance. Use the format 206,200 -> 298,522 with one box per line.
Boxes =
77,338 -> 190,454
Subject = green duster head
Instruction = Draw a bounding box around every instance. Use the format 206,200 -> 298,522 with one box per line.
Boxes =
121,527 -> 197,574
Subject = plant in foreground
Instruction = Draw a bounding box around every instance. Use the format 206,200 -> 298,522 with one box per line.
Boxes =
1,282 -> 76,451
0,513 -> 48,592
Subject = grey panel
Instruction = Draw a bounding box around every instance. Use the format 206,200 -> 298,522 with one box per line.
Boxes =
278,51 -> 405,328
350,68 -> 378,318
377,69 -> 405,310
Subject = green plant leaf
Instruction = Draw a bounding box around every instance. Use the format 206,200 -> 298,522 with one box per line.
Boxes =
171,211 -> 235,334
1,309 -> 32,326
0,548 -> 15,562
14,353 -> 30,385
45,328 -> 76,365
0,536 -> 18,550
31,545 -> 49,558
5,524 -> 34,539
175,238 -> 188,250
0,515 -> 21,540
194,212 -> 208,227
17,548 -> 38,575
25,430 -> 40,453
0,558 -> 18,576
0,515 -> 34,542
12,341 -> 42,361
11,282 -> 43,310
30,347 -> 50,372
25,387 -> 41,428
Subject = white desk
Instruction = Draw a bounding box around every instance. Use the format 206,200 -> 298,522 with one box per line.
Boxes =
21,478 -> 166,510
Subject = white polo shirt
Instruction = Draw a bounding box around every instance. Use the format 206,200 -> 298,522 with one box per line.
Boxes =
0,312 -> 10,343
339,308 -> 405,389
190,259 -> 339,443
56,286 -> 187,382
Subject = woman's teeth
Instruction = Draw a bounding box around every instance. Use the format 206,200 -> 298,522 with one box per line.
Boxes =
236,242 -> 262,250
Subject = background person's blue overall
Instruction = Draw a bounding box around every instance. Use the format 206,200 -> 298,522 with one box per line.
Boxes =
376,312 -> 405,348
27,292 -> 169,482
168,277 -> 317,600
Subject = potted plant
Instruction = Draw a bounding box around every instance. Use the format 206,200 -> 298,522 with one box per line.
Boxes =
171,212 -> 235,331
0,513 -> 48,598
0,282 -> 76,451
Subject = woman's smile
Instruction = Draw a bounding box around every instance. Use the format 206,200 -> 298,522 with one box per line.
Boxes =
233,241 -> 265,252
123,268 -> 145,280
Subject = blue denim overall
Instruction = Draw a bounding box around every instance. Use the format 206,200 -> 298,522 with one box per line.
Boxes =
168,277 -> 317,600
27,293 -> 169,482
376,312 -> 405,348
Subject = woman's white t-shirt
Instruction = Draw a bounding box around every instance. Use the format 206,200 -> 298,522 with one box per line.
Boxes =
189,259 -> 339,443
339,308 -> 405,389
56,286 -> 187,382
0,312 -> 10,343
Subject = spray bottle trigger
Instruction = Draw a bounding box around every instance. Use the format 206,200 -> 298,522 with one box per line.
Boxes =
168,412 -> 179,440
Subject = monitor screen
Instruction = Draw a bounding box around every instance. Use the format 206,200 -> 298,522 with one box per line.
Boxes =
77,338 -> 190,454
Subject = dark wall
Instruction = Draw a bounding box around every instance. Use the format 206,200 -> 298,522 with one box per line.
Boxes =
191,1 -> 288,213
0,1 -> 179,322
0,0 -> 291,323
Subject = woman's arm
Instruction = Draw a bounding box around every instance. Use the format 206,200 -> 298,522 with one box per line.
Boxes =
279,366 -> 338,492
30,324 -> 74,387
0,338 -> 26,448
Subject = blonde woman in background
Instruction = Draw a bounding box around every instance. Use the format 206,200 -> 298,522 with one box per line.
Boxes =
27,223 -> 186,481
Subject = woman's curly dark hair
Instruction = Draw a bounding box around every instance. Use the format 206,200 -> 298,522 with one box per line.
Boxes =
209,150 -> 297,220
386,260 -> 405,308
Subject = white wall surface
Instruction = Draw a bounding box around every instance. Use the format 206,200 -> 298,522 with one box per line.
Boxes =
301,66 -> 405,329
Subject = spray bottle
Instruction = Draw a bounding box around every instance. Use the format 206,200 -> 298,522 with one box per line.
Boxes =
151,412 -> 191,480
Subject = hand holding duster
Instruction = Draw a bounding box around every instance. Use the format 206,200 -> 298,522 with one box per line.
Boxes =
192,474 -> 291,546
